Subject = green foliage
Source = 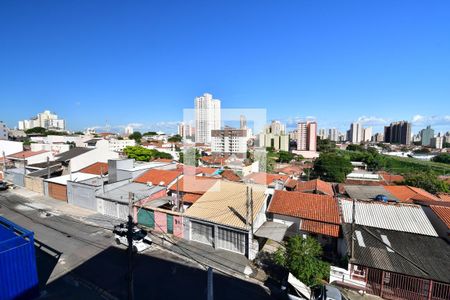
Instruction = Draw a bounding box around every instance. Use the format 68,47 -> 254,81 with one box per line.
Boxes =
343,148 -> 385,171
432,153 -> 450,164
404,172 -> 449,194
123,146 -> 172,162
25,127 -> 47,134
74,131 -> 84,135
143,131 -> 157,136
313,152 -> 353,183
179,148 -> 200,166
278,150 -> 294,163
346,144 -> 365,152
317,138 -> 336,153
444,142 -> 450,148
168,134 -> 182,143
128,131 -> 142,143
274,236 -> 330,287
117,136 -> 124,140
413,147 -> 430,154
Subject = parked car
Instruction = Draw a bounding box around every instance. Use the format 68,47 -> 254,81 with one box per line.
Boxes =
113,223 -> 152,252
0,181 -> 8,191
282,273 -> 344,300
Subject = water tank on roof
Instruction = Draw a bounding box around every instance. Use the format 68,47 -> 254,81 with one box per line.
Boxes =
375,194 -> 388,203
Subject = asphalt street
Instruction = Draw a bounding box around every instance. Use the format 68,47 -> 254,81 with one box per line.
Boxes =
0,190 -> 273,300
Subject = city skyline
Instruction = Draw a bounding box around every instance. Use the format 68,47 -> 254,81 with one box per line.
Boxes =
1,1 -> 449,133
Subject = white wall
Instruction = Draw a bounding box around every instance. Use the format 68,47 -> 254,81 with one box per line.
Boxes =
0,140 -> 23,156
70,147 -> 120,172
31,143 -> 70,156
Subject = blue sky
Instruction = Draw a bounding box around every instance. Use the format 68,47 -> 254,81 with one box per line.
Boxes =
0,0 -> 449,134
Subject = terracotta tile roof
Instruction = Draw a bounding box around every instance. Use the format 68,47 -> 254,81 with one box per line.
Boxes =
284,179 -> 298,189
275,165 -> 303,175
380,172 -> 405,184
200,156 -> 227,166
301,219 -> 340,238
220,169 -> 241,182
135,169 -> 182,186
7,150 -> 48,159
344,179 -> 385,186
268,191 -> 340,225
430,205 -> 450,229
384,185 -> 440,203
197,167 -> 218,175
181,193 -> 202,204
295,179 -> 334,196
79,162 -> 108,175
437,193 -> 450,202
169,176 -> 219,194
243,172 -> 289,185
151,158 -> 174,163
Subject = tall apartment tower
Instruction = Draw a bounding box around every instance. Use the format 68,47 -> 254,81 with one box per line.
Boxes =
349,122 -> 363,144
195,93 -> 221,144
363,127 -> 372,142
296,121 -> 317,151
240,115 -> 247,129
420,125 -> 434,146
384,121 -> 411,145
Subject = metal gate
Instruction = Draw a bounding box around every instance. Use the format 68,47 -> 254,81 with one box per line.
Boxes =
217,227 -> 246,254
191,221 -> 214,246
366,268 -> 450,300
138,209 -> 154,229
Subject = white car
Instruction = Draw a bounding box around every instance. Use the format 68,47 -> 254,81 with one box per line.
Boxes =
114,224 -> 152,252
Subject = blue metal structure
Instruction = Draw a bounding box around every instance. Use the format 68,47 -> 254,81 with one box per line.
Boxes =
0,216 -> 39,300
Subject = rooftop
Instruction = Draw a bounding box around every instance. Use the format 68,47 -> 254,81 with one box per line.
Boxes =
295,179 -> 334,196
7,150 -> 49,159
243,172 -> 288,186
169,176 -> 219,194
44,172 -> 100,185
384,185 -> 440,203
185,181 -> 267,230
340,199 -> 438,236
430,205 -> 450,229
134,169 -> 182,186
97,182 -> 166,203
343,223 -> 450,283
344,185 -> 399,202
268,191 -> 340,225
79,162 -> 108,175
55,147 -> 93,162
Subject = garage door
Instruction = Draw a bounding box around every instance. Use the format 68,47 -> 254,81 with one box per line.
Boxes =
138,209 -> 154,229
217,227 -> 246,254
191,221 -> 214,246
48,183 -> 67,201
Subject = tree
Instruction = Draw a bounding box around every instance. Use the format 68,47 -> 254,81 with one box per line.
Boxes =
25,127 -> 47,135
128,131 -> 142,143
432,153 -> 450,164
123,146 -> 172,162
404,172 -> 449,194
143,131 -> 157,136
278,150 -> 294,163
346,144 -> 365,152
317,138 -> 336,153
168,134 -> 182,143
413,147 -> 430,154
74,131 -> 84,135
313,152 -> 353,183
274,236 -> 329,287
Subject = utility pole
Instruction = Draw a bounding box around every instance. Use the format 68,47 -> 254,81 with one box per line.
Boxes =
46,156 -> 50,179
2,151 -> 6,177
207,267 -> 214,300
350,198 -> 356,262
127,192 -> 135,300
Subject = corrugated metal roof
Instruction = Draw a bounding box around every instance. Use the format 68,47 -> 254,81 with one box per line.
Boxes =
97,182 -> 166,203
185,181 -> 267,230
342,224 -> 450,282
340,199 -> 438,236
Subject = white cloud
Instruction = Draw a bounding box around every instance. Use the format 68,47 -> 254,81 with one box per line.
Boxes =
284,116 -> 316,127
410,115 -> 450,126
356,116 -> 389,126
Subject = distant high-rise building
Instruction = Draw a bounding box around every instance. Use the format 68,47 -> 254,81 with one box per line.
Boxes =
430,135 -> 444,149
349,122 -> 363,144
384,121 -> 411,145
195,93 -> 221,144
296,121 -> 317,151
240,115 -> 247,129
328,128 -> 339,142
318,128 -> 327,140
363,127 -> 372,142
211,127 -> 248,158
124,125 -> 134,136
268,120 -> 286,135
373,132 -> 384,142
0,121 -> 8,140
18,110 -> 65,131
420,125 -> 434,146
178,122 -> 194,139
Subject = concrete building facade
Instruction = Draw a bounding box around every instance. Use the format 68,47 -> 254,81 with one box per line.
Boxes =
296,121 -> 317,151
211,128 -> 248,158
18,110 -> 65,131
195,93 -> 221,144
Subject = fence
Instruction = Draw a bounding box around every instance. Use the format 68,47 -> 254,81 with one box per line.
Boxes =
366,268 -> 450,300
24,176 -> 44,194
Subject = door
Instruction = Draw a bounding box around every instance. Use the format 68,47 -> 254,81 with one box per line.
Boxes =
217,227 -> 246,254
48,183 -> 68,201
191,221 -> 214,246
167,214 -> 173,234
138,209 -> 154,229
